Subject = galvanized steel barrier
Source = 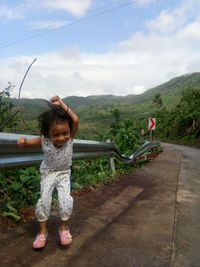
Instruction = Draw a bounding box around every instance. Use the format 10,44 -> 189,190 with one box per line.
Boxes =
0,132 -> 160,170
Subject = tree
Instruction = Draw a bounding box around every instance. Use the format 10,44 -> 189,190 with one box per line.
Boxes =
154,88 -> 200,140
109,108 -> 120,137
111,108 -> 120,124
0,82 -> 19,131
153,93 -> 163,109
174,88 -> 200,137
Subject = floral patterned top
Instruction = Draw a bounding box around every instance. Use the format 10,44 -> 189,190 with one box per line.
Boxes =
40,136 -> 73,174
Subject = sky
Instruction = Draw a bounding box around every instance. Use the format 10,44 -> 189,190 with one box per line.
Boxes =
0,0 -> 200,99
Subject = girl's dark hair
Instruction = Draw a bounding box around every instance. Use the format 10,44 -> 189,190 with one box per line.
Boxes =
38,106 -> 73,137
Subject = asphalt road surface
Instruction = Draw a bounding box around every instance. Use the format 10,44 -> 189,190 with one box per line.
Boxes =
0,143 -> 200,267
162,143 -> 200,267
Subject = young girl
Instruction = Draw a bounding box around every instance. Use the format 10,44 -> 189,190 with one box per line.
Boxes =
17,96 -> 79,249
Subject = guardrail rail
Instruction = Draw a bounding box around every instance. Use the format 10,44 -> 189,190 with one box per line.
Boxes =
0,132 -> 160,170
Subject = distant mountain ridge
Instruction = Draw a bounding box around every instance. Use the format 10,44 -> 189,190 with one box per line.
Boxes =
62,72 -> 200,107
11,72 -> 200,120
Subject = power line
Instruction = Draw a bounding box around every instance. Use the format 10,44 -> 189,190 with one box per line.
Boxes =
0,0 -> 136,49
1,1 -> 125,47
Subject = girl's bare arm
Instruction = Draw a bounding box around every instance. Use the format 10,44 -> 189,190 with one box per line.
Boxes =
50,96 -> 79,138
17,136 -> 42,148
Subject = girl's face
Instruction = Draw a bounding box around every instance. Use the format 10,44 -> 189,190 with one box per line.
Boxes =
49,121 -> 71,148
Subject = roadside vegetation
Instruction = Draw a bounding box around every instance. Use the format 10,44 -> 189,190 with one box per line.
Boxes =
151,89 -> 200,146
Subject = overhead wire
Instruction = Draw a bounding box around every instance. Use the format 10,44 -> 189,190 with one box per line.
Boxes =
0,0 -> 136,49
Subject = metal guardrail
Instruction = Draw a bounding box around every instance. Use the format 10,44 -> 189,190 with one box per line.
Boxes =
0,132 -> 160,170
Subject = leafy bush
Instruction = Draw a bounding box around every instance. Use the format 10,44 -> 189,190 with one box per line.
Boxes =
0,167 -> 40,220
107,119 -> 143,155
71,157 -> 134,190
71,158 -> 114,188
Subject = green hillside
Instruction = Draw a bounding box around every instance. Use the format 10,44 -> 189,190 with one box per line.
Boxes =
13,72 -> 200,114
8,72 -> 200,140
137,72 -> 200,106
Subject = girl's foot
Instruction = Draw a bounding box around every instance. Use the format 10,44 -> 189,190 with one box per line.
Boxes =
59,228 -> 72,245
33,233 -> 48,249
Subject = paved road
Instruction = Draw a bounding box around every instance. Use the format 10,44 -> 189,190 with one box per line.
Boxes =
0,143 -> 200,266
162,143 -> 200,267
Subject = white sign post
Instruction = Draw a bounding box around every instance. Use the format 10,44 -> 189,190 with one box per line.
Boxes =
148,118 -> 156,141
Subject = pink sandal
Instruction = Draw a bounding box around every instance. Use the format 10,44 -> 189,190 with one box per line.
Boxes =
59,229 -> 72,245
33,233 -> 48,249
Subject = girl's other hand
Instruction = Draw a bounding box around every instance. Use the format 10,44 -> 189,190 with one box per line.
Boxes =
17,137 -> 28,147
50,96 -> 62,106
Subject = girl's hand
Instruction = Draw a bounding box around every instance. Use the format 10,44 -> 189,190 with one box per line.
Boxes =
50,96 -> 63,107
17,137 -> 28,147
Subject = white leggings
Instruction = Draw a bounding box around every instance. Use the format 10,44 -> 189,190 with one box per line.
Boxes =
35,170 -> 73,222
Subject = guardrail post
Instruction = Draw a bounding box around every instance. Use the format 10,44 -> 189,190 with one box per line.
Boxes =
110,157 -> 115,172
106,139 -> 116,172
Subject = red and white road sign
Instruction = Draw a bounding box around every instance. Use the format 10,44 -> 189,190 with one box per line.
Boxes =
148,118 -> 156,130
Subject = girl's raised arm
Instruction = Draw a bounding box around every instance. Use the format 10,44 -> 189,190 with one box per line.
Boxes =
50,96 -> 79,138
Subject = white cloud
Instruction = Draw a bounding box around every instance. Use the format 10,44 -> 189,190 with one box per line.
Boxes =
177,21 -> 200,41
31,20 -> 69,30
134,0 -> 155,6
147,10 -> 183,33
0,0 -> 92,22
147,0 -> 200,33
32,0 -> 92,17
0,6 -> 22,20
